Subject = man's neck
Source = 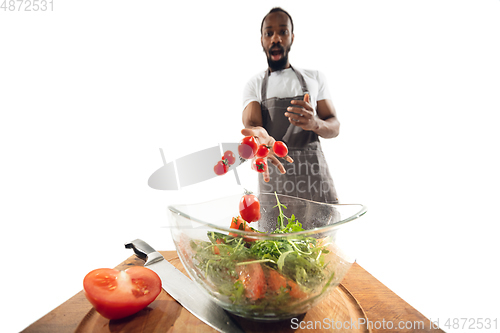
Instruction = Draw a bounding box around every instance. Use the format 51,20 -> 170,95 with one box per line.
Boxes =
269,63 -> 291,72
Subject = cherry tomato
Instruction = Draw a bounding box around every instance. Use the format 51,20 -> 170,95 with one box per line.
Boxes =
273,141 -> 288,158
214,160 -> 228,176
238,136 -> 258,160
253,158 -> 267,173
239,193 -> 261,222
83,266 -> 162,320
256,144 -> 270,158
236,263 -> 267,301
223,150 -> 236,165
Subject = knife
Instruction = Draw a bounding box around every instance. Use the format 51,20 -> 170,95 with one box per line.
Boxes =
124,239 -> 244,333
149,143 -> 245,190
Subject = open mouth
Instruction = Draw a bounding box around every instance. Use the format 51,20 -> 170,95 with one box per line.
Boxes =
270,48 -> 284,61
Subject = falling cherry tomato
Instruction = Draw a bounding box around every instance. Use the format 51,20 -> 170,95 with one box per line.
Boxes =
273,141 -> 288,158
253,158 -> 267,173
239,192 -> 261,222
223,150 -> 236,165
238,136 -> 258,159
214,160 -> 228,176
256,144 -> 270,158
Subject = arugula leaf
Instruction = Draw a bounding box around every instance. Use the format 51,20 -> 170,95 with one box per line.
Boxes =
277,250 -> 293,271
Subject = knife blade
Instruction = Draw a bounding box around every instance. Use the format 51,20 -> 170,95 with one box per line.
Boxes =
148,143 -> 245,190
124,239 -> 244,333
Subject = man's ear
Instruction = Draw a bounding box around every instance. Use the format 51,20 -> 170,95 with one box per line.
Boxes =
291,33 -> 295,46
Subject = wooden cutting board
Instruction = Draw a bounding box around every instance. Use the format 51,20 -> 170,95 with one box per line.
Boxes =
22,251 -> 444,333
74,252 -> 371,333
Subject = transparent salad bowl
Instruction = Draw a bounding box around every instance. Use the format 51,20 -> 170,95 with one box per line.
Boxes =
168,192 -> 367,321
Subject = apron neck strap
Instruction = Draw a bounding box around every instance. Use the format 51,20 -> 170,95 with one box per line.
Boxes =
262,65 -> 308,101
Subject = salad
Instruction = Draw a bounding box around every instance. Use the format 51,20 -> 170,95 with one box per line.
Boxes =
188,193 -> 336,316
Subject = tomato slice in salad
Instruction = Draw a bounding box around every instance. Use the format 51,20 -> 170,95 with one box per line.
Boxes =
213,238 -> 224,255
83,266 -> 162,320
229,216 -> 257,242
287,279 -> 308,299
265,267 -> 307,299
266,268 -> 287,292
236,262 -> 267,301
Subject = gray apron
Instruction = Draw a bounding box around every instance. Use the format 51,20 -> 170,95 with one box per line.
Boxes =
258,66 -> 338,204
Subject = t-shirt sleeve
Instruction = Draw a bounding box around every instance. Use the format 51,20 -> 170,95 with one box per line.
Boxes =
316,70 -> 332,101
242,77 -> 259,110
243,72 -> 265,109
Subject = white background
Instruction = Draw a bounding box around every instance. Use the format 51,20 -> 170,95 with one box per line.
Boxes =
1,1 -> 500,332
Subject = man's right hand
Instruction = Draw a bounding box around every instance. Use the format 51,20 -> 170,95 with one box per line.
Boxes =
241,127 -> 294,183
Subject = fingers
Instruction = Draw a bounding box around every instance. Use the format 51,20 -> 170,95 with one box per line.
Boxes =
287,101 -> 314,118
259,155 -> 283,182
290,99 -> 312,110
289,100 -> 310,109
285,106 -> 313,126
262,160 -> 271,182
286,107 -> 306,116
285,109 -> 313,120
268,155 -> 286,174
287,116 -> 303,126
257,153 -> 291,182
268,153 -> 293,172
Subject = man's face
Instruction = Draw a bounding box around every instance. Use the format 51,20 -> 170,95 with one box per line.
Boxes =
261,11 -> 294,71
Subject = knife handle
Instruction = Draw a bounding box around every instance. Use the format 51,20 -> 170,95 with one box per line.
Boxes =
125,239 -> 157,260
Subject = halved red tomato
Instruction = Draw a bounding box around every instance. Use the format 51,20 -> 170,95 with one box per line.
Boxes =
83,266 -> 162,320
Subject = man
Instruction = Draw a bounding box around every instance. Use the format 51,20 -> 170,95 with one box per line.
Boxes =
242,7 -> 340,204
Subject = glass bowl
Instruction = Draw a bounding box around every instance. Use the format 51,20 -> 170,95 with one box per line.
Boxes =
168,192 -> 367,321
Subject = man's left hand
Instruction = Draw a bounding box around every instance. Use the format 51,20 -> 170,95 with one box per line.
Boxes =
284,94 -> 320,131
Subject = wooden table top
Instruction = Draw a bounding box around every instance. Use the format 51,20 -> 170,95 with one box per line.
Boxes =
22,251 -> 444,333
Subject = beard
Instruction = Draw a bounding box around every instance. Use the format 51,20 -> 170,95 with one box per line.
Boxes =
265,44 -> 291,71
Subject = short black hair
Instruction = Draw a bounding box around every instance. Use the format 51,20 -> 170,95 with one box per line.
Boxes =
260,7 -> 294,34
